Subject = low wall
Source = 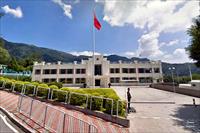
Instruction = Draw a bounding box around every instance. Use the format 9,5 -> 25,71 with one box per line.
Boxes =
151,83 -> 200,98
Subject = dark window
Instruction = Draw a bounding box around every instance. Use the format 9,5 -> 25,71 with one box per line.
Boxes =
129,68 -> 136,73
42,78 -> 49,83
59,78 -> 65,83
81,69 -> 86,74
154,68 -> 160,73
95,65 -> 102,75
75,78 -> 86,84
60,69 -> 66,74
110,77 -> 120,83
76,69 -> 81,74
67,69 -> 73,74
115,68 -> 120,73
51,69 -> 57,74
59,78 -> 73,84
139,77 -> 152,83
35,69 -> 41,75
122,77 -> 136,80
122,68 -> 128,73
138,68 -> 145,73
43,69 -> 50,74
76,69 -> 85,74
50,78 -> 56,82
110,68 -> 114,73
145,68 -> 152,73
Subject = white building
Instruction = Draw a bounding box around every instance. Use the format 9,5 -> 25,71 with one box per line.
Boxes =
32,55 -> 163,87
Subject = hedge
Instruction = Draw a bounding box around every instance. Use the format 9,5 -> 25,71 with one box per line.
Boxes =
0,76 -> 126,117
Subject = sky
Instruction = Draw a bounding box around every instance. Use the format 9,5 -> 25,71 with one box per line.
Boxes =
0,0 -> 199,63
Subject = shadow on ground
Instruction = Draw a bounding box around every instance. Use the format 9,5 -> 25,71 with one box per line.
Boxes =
172,105 -> 200,133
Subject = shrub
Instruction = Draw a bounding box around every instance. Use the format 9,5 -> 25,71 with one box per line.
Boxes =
48,82 -> 62,88
69,92 -> 88,107
49,85 -> 59,90
36,84 -> 50,99
13,81 -> 24,93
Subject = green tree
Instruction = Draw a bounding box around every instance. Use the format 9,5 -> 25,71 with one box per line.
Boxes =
0,47 -> 10,64
187,15 -> 200,67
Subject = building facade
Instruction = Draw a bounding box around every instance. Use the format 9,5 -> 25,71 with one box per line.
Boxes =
32,55 -> 163,87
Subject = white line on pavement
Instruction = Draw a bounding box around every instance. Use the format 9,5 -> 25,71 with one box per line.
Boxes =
0,114 -> 19,133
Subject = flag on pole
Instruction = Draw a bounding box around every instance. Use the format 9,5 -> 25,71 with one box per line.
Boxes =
94,12 -> 101,30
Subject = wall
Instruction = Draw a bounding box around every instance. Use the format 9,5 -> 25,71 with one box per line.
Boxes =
151,83 -> 200,98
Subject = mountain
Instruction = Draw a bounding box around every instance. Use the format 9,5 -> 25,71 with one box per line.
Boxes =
3,38 -> 200,75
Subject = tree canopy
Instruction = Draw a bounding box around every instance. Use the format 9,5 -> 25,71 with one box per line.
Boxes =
187,15 -> 200,67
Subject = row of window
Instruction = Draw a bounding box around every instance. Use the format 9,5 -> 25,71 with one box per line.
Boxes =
35,67 -> 160,75
110,68 -> 160,74
35,69 -> 86,75
42,78 -> 86,84
110,77 -> 153,83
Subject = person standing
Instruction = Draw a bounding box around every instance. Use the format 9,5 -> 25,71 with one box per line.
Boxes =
127,88 -> 132,113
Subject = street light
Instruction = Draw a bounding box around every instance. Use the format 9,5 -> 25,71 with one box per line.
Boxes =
169,67 -> 176,93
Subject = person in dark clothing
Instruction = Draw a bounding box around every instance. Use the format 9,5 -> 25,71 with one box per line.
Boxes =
108,83 -> 111,88
127,88 -> 132,113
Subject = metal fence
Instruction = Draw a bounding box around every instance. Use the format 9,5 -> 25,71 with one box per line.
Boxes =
0,80 -> 126,117
18,95 -> 98,133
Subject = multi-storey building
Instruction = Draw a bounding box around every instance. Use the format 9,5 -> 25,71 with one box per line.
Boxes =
32,55 -> 163,87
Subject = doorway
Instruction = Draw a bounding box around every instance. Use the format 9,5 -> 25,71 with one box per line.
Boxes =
95,79 -> 101,86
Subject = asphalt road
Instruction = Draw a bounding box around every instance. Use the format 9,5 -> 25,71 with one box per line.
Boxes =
0,110 -> 24,133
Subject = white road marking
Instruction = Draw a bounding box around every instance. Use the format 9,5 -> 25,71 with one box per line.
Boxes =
0,114 -> 19,133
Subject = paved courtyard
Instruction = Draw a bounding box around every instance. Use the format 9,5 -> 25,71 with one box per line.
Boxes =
113,86 -> 200,133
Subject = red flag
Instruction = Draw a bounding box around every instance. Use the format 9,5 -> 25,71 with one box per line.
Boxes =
94,12 -> 101,30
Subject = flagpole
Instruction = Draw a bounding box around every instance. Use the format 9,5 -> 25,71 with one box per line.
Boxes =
92,11 -> 96,89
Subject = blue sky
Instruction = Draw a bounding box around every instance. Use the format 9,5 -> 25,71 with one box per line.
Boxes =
0,0 -> 199,63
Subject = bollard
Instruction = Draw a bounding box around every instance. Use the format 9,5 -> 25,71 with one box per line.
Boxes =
193,99 -> 197,107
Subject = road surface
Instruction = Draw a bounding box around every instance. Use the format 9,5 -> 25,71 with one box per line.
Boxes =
0,110 -> 24,133
113,86 -> 200,133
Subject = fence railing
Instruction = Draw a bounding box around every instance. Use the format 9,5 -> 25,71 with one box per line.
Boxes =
0,80 -> 126,117
18,95 -> 98,133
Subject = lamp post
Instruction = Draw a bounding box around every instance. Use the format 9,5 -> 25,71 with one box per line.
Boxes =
169,67 -> 176,93
188,63 -> 192,81
0,12 -> 5,38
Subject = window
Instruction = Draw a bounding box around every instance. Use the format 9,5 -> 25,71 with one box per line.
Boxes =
122,77 -> 136,80
139,77 -> 152,83
145,68 -> 152,73
67,69 -> 73,74
110,68 -> 120,73
110,77 -> 120,83
60,69 -> 66,74
138,68 -> 145,73
154,68 -> 160,73
122,68 -> 135,73
51,69 -> 57,74
42,78 -> 49,83
59,78 -> 73,84
43,69 -> 57,74
129,68 -> 136,73
76,69 -> 85,74
43,69 -> 50,74
75,78 -> 86,84
95,65 -> 102,75
35,69 -> 41,75
122,68 -> 128,73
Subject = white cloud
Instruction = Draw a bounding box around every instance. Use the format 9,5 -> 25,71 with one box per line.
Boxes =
138,31 -> 163,58
99,0 -> 199,63
124,51 -> 137,57
160,39 -> 179,47
162,48 -> 192,63
1,5 -> 23,18
53,0 -> 72,19
69,51 -> 102,56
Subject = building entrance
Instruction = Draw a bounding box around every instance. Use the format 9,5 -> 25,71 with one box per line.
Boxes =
95,79 -> 101,86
